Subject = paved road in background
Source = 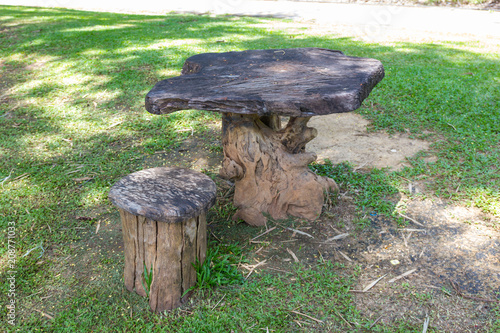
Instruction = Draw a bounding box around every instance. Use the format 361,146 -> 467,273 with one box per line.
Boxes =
1,0 -> 499,40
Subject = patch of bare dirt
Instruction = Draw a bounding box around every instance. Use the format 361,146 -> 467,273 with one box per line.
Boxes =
348,198 -> 500,330
143,125 -> 223,173
309,113 -> 431,170
0,60 -> 17,111
219,194 -> 499,330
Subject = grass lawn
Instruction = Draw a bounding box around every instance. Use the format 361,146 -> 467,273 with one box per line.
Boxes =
0,5 -> 499,332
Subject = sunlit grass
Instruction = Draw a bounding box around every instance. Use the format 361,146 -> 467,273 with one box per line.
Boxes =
63,23 -> 136,32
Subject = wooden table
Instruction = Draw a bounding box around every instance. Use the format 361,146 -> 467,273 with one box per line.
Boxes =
146,48 -> 384,226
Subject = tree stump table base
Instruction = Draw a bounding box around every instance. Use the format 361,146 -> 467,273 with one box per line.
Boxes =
109,167 -> 216,313
220,113 -> 338,226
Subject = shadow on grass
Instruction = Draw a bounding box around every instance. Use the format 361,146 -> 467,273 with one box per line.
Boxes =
0,4 -> 499,331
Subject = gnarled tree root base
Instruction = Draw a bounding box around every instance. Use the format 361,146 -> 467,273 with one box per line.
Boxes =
220,113 -> 338,226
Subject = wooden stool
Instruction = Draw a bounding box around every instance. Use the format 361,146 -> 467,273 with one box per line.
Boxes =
109,167 -> 216,312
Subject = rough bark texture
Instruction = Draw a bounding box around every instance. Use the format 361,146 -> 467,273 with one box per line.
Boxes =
109,167 -> 216,312
118,209 -> 207,313
145,48 -> 385,117
220,113 -> 338,226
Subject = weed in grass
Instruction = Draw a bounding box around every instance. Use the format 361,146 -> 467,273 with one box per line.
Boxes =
185,244 -> 245,296
210,201 -> 239,223
162,260 -> 372,332
412,291 -> 433,302
141,262 -> 154,299
209,145 -> 223,153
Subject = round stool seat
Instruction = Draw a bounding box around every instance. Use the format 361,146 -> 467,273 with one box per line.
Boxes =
109,167 -> 216,223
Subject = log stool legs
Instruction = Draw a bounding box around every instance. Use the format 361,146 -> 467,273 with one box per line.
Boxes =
109,167 -> 216,313
119,211 -> 207,311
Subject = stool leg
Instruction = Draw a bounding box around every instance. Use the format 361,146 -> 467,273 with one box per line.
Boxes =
134,215 -> 147,297
120,210 -> 208,313
196,214 -> 207,270
150,222 -> 182,312
181,217 -> 198,302
151,215 -> 208,313
120,209 -> 137,293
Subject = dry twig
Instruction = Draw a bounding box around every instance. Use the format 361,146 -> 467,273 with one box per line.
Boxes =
389,269 -> 417,283
370,316 -> 383,328
401,228 -> 426,233
211,294 -> 226,310
337,250 -> 352,262
267,267 -> 291,274
325,233 -> 349,242
286,248 -> 299,263
106,120 -> 124,129
401,231 -> 412,247
250,227 -> 276,242
363,274 -> 388,292
243,260 -> 267,280
291,310 -> 323,323
333,309 -> 352,327
285,227 -> 314,239
422,314 -> 430,333
35,309 -> 54,320
398,212 -> 425,227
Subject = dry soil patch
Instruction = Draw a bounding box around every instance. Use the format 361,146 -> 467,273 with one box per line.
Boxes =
309,113 -> 430,170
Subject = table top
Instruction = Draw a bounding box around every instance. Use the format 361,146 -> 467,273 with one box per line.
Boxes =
146,48 -> 384,118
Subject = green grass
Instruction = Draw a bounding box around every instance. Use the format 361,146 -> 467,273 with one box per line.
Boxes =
0,5 -> 499,332
186,244 -> 245,295
311,161 -> 403,224
15,260 -> 375,332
